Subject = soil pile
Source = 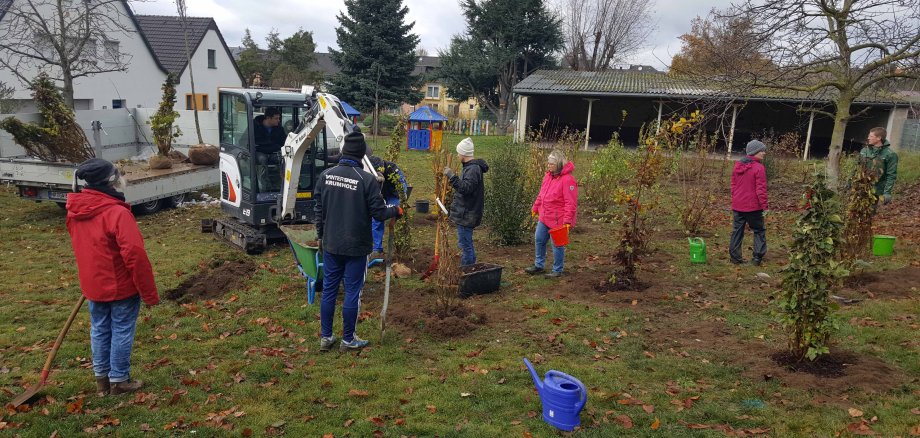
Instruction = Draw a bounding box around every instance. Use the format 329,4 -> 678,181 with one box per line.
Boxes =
843,266 -> 920,299
165,259 -> 257,303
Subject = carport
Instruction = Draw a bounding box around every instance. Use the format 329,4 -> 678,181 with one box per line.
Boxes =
513,70 -> 909,157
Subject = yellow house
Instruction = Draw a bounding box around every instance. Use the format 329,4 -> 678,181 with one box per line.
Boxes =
417,82 -> 480,119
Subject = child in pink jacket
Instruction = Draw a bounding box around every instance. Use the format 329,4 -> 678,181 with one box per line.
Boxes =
525,150 -> 578,278
730,140 -> 769,265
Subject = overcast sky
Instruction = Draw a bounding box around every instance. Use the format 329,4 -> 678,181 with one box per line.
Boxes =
131,0 -> 735,70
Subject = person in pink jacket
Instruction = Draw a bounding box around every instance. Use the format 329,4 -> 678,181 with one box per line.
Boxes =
730,140 -> 769,266
525,150 -> 578,278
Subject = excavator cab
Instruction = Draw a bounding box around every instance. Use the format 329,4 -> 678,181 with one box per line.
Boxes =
211,88 -> 337,253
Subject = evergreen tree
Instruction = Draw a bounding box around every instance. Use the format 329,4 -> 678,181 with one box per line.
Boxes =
329,0 -> 422,113
238,29 -> 264,85
439,0 -> 562,134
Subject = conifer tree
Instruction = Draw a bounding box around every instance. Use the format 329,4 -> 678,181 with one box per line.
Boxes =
330,0 -> 422,116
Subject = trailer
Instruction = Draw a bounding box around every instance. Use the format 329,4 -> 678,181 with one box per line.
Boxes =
0,156 -> 218,214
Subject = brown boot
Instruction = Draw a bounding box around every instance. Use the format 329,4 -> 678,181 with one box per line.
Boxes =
95,376 -> 110,396
109,379 -> 143,395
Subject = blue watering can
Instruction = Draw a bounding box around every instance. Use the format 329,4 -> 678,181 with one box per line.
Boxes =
523,357 -> 588,432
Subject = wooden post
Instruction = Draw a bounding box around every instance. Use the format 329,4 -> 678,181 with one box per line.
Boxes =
803,111 -> 815,160
584,98 -> 598,151
656,101 -> 663,131
727,105 -> 738,157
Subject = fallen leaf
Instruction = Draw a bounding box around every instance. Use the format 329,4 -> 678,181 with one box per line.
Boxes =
522,432 -> 534,438
849,407 -> 864,417
367,416 -> 385,427
912,408 -> 920,415
344,419 -> 354,427
66,397 -> 84,414
846,419 -> 876,435
242,428 -> 253,437
395,418 -> 405,426
651,418 -> 660,430
642,404 -> 655,414
460,392 -> 472,397
426,405 -> 437,413
348,389 -> 369,397
322,435 -> 334,438
614,414 -> 633,429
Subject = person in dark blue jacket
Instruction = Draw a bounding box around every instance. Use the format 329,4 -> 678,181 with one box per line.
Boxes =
314,132 -> 402,351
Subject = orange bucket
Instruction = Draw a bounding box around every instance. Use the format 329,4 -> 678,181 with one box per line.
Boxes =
549,225 -> 570,247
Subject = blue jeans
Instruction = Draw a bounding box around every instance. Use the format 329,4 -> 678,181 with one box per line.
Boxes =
535,221 -> 565,273
321,252 -> 367,342
456,225 -> 476,266
372,196 -> 400,252
88,295 -> 141,383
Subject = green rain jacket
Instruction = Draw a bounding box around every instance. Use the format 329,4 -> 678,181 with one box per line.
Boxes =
859,140 -> 898,197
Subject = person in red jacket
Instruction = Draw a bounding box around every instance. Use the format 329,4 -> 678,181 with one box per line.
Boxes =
730,140 -> 769,266
525,150 -> 578,278
66,158 -> 159,396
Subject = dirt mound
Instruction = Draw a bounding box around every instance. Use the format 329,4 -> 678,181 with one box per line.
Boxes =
843,266 -> 920,299
390,301 -> 488,338
165,259 -> 257,303
648,318 -> 905,397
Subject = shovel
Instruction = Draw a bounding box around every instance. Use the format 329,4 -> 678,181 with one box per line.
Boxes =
379,218 -> 396,341
10,295 -> 86,407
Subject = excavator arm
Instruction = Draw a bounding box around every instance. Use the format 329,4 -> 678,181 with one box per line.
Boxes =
277,90 -> 378,221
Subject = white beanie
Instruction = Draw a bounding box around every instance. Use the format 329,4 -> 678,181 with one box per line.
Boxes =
456,137 -> 474,156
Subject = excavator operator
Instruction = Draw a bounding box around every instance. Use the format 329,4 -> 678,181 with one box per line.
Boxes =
253,107 -> 286,192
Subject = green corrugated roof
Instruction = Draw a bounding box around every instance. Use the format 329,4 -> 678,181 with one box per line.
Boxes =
513,69 -> 903,105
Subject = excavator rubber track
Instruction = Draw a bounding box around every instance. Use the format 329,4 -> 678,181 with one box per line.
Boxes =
202,217 -> 268,255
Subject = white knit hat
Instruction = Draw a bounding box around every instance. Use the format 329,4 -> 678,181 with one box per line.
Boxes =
456,137 -> 474,156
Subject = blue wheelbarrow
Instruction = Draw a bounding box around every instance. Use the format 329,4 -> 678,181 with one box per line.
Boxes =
280,225 -> 323,304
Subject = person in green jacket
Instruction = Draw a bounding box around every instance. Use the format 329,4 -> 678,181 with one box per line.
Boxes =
859,127 -> 898,206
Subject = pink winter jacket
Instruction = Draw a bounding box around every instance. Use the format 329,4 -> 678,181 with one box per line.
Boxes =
532,161 -> 578,229
731,156 -> 769,212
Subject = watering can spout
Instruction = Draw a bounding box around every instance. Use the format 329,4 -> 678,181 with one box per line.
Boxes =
523,358 -> 543,393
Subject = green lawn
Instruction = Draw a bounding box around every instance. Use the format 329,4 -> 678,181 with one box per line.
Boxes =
0,137 -> 917,437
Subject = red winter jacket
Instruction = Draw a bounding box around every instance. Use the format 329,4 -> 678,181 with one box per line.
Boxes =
731,156 -> 769,212
66,189 -> 159,305
532,161 -> 579,229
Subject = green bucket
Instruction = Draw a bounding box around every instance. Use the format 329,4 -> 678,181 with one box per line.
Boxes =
872,235 -> 896,256
688,237 -> 707,264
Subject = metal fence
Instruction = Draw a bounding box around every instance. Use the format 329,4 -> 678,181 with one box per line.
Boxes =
901,119 -> 920,151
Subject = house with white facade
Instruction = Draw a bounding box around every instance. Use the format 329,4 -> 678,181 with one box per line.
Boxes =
135,15 -> 244,112
0,0 -> 242,113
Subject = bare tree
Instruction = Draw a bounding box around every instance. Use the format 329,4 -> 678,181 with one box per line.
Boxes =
0,0 -> 136,109
722,0 -> 920,186
557,0 -> 655,71
175,0 -> 203,144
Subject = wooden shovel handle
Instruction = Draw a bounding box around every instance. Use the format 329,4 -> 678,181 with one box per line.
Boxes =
40,295 -> 86,383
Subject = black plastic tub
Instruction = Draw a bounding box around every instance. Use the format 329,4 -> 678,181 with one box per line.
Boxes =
458,263 -> 503,298
415,199 -> 429,214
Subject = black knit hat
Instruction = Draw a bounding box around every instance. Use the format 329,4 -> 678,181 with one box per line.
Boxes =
341,132 -> 367,160
76,158 -> 119,188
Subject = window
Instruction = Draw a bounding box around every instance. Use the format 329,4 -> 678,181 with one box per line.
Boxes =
104,40 -> 120,64
208,49 -> 216,69
111,99 -> 125,109
432,103 -> 438,111
219,93 -> 249,148
448,104 -> 457,116
426,85 -> 439,99
68,38 -> 96,61
185,94 -> 209,111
